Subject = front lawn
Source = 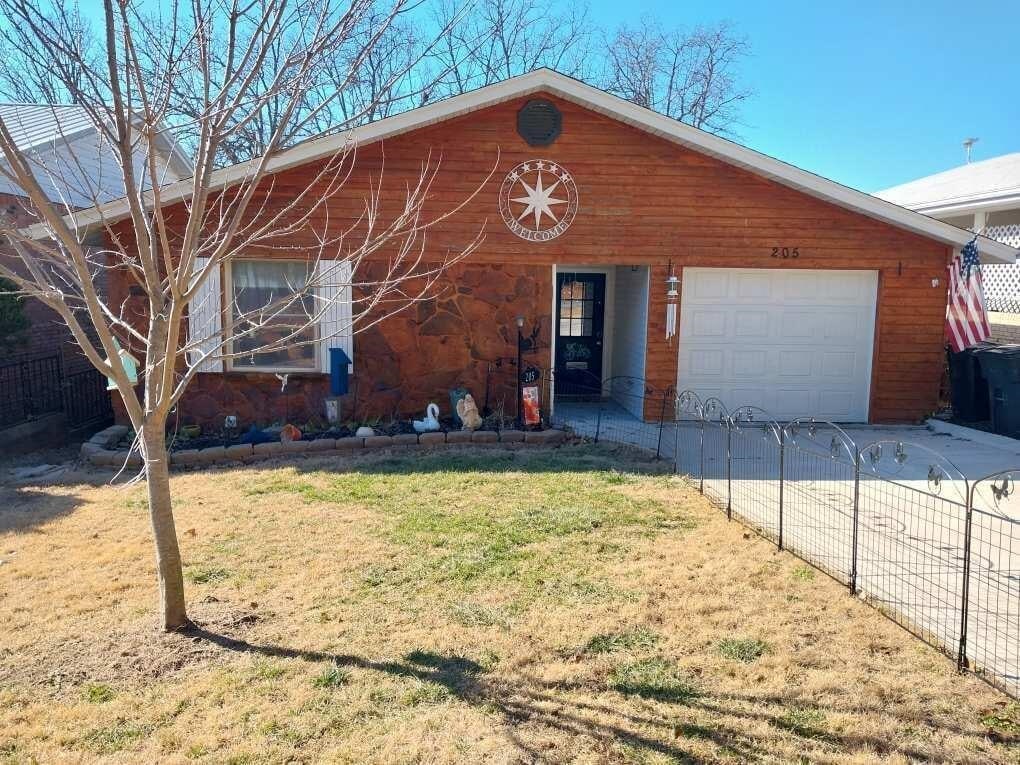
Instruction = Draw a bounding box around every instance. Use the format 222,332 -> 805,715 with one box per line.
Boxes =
1,445 -> 1015,763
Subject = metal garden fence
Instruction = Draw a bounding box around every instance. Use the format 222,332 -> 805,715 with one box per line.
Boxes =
0,354 -> 113,432
669,391 -> 1020,700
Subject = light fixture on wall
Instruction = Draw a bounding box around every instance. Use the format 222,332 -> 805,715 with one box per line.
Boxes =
665,261 -> 679,342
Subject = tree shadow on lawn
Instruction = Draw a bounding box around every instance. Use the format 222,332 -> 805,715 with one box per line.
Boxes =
185,626 -> 979,763
0,485 -> 87,534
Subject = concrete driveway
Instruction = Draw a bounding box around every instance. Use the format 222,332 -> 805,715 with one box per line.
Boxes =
556,402 -> 1020,698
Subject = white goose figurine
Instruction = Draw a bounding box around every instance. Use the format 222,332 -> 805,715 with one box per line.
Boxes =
413,403 -> 441,433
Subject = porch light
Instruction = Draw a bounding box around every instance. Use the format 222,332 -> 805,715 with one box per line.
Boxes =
665,263 -> 679,341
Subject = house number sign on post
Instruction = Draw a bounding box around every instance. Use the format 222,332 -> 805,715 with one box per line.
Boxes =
499,160 -> 579,241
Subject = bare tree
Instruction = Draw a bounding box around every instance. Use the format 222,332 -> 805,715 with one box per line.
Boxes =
144,2 -> 437,165
0,0 -> 487,631
601,17 -> 751,134
425,0 -> 595,99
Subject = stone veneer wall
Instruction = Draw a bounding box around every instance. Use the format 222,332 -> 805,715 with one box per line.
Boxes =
166,262 -> 553,431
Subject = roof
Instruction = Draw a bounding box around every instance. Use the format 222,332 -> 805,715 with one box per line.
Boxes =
0,103 -> 97,150
32,69 -> 1017,263
875,153 -> 1020,217
0,102 -> 191,207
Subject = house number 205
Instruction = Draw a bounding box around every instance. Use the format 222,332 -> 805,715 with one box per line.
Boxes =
771,247 -> 800,259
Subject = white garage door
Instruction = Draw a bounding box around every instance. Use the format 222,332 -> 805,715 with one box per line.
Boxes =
677,268 -> 878,422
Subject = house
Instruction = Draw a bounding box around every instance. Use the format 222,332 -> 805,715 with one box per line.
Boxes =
84,70 -> 1015,429
876,153 -> 1020,344
0,103 -> 189,374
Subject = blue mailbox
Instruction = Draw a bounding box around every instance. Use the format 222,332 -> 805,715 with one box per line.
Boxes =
329,347 -> 352,396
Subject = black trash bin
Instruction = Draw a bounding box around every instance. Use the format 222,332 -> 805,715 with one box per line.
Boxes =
948,344 -> 992,422
974,345 -> 1020,438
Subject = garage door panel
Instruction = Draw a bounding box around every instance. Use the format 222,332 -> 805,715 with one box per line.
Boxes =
688,309 -> 727,337
732,350 -> 768,377
678,268 -> 877,422
781,312 -> 816,339
736,272 -> 771,298
692,271 -> 729,299
734,310 -> 769,337
782,272 -> 817,300
778,350 -> 813,377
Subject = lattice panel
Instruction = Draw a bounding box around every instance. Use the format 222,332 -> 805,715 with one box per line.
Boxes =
984,261 -> 1020,313
986,224 -> 1020,249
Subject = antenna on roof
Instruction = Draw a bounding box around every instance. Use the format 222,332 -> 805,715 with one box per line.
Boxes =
963,137 -> 979,163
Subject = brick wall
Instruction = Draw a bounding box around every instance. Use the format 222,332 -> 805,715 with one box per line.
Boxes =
989,313 -> 1020,345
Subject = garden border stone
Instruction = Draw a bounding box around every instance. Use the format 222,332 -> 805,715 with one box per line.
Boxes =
81,427 -> 569,470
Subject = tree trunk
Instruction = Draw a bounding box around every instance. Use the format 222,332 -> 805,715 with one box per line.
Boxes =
140,421 -> 189,630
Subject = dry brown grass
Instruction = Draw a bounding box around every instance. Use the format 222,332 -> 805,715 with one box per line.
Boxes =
1,444 -> 1017,764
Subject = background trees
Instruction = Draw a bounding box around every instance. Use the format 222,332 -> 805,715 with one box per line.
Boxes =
0,1 -> 752,166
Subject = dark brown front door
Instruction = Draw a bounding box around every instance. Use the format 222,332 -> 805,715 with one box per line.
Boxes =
555,272 -> 605,396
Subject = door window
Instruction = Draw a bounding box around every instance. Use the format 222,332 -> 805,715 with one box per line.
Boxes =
559,280 -> 595,337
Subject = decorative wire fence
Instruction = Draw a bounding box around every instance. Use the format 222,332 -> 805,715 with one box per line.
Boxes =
545,371 -> 672,455
663,391 -> 1020,700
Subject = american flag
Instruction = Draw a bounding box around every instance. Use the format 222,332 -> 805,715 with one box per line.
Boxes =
945,238 -> 991,353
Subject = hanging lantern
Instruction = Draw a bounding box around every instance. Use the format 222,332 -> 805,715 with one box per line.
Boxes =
665,261 -> 679,341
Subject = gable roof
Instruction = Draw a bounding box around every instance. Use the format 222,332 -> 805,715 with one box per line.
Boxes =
875,152 -> 1020,217
0,102 -> 192,207
38,69 -> 1017,263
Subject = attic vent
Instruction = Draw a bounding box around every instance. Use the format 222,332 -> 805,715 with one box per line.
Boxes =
517,100 -> 561,146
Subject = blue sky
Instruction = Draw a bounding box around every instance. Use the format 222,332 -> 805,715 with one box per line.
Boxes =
588,0 -> 1020,192
54,1 -> 1020,193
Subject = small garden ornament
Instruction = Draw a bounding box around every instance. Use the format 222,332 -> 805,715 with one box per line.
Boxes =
413,403 -> 441,433
456,393 -> 483,431
280,423 -> 302,442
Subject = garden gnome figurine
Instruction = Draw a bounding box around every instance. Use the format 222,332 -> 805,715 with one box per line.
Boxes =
456,393 -> 482,431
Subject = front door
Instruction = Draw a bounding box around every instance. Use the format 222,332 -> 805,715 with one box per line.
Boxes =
555,272 -> 606,396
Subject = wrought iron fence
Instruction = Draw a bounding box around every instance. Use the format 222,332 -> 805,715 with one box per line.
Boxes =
0,354 -> 63,428
665,391 -> 1020,700
0,354 -> 113,432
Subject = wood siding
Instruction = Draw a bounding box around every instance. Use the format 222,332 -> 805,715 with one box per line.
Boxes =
108,92 -> 951,425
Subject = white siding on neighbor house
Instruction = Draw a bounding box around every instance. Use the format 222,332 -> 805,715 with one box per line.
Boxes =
611,265 -> 649,419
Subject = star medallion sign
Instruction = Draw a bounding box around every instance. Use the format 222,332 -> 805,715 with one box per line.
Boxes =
498,159 -> 578,242
513,171 -> 568,229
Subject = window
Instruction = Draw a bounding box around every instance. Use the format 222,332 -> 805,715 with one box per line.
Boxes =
559,280 -> 594,337
228,259 -> 317,372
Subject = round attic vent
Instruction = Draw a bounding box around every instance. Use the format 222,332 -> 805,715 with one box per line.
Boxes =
517,99 -> 561,146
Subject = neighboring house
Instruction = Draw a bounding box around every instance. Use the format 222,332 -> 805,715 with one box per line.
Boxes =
0,103 -> 188,443
876,153 -> 1020,344
77,69 -> 1013,429
0,103 -> 189,374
